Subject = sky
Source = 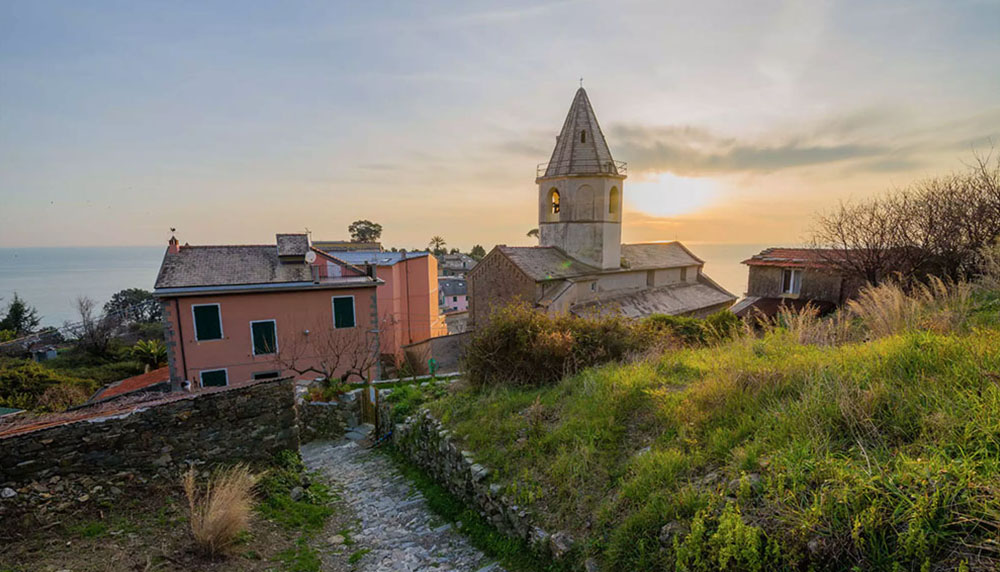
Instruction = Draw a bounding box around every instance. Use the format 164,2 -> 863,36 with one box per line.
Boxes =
2,0 -> 999,251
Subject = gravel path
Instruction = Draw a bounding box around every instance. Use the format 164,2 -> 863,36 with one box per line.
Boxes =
301,438 -> 503,572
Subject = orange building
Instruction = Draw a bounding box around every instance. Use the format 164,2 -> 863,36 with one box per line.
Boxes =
314,246 -> 448,360
154,233 -> 381,390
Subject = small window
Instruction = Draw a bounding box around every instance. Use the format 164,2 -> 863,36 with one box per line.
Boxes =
680,267 -> 688,282
580,130 -> 587,143
453,296 -> 458,302
192,304 -> 223,341
550,189 -> 560,214
782,269 -> 802,295
250,320 -> 277,355
200,369 -> 228,387
590,282 -> 597,292
332,296 -> 356,328
253,371 -> 280,380
609,187 -> 620,215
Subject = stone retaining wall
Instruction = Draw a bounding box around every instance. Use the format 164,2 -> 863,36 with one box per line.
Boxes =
0,378 -> 298,512
297,389 -> 361,442
393,409 -> 576,560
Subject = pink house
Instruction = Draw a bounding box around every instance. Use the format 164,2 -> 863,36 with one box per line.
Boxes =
315,247 -> 448,360
154,234 -> 381,390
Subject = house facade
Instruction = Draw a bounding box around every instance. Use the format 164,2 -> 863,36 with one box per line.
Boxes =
731,248 -> 860,318
438,277 -> 468,313
437,253 -> 477,277
154,233 -> 380,390
468,88 -> 735,326
318,248 -> 448,358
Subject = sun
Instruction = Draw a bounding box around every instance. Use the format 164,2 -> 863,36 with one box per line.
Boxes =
626,172 -> 722,217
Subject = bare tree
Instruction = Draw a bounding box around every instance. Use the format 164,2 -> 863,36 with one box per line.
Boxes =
811,150 -> 1000,286
67,296 -> 121,356
273,315 -> 395,385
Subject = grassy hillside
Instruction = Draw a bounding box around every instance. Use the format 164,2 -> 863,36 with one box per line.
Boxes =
420,288 -> 1000,570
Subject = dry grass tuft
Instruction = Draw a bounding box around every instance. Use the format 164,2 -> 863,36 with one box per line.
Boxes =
771,303 -> 855,346
848,276 -> 973,338
182,464 -> 259,555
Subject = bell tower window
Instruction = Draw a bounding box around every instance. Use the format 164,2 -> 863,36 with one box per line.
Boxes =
580,130 -> 587,143
609,186 -> 620,216
546,188 -> 561,222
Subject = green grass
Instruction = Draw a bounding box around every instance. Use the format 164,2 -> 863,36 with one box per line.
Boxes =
257,451 -> 335,532
385,449 -> 570,572
348,548 -> 371,564
275,537 -> 322,572
421,325 -> 1000,571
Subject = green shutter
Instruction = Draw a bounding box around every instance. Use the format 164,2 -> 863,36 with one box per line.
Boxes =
333,297 -> 355,328
252,321 -> 277,355
193,305 -> 222,340
201,369 -> 227,387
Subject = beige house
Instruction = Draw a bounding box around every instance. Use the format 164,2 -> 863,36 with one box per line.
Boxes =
469,88 -> 735,326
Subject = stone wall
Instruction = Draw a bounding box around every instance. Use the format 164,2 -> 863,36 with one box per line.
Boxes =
467,249 -> 535,328
297,389 -> 361,443
747,266 -> 845,304
0,378 -> 298,510
393,410 -> 576,561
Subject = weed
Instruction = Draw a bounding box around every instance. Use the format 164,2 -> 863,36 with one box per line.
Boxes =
348,548 -> 371,564
276,537 -> 322,572
182,463 -> 258,555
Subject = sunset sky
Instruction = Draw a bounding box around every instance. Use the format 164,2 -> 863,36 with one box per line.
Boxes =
2,0 -> 999,251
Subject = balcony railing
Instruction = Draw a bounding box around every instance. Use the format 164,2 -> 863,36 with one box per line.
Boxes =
536,159 -> 627,178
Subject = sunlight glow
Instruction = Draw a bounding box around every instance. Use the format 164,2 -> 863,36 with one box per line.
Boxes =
626,172 -> 722,217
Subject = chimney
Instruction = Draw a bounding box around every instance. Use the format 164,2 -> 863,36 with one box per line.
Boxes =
168,234 -> 180,254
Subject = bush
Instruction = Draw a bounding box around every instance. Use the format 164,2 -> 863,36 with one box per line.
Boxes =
465,303 -> 663,387
466,305 -> 745,388
0,358 -> 97,411
183,464 -> 259,555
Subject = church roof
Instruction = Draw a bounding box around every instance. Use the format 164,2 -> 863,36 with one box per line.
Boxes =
621,242 -> 703,270
571,280 -> 736,319
540,88 -> 623,178
496,246 -> 599,281
494,242 -> 704,282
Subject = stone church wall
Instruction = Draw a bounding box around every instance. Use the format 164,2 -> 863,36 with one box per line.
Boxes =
467,250 -> 535,327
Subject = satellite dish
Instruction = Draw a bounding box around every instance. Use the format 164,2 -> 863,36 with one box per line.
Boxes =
304,251 -> 317,263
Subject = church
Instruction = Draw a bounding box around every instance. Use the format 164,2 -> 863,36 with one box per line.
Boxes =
467,88 -> 736,327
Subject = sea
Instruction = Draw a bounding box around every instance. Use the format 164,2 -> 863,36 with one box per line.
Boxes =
0,244 -> 769,328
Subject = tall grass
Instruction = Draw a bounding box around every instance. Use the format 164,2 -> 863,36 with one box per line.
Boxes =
422,282 -> 1000,571
182,464 -> 259,555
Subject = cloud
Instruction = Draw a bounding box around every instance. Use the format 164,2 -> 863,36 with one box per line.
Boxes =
605,112 -> 921,176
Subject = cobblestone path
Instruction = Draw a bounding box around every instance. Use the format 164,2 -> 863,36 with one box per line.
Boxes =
301,438 -> 504,572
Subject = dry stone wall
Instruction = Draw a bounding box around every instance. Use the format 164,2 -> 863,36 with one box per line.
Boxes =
297,389 -> 361,442
0,378 -> 298,514
393,409 -> 576,561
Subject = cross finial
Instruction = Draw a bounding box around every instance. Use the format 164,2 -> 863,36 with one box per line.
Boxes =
579,77 -> 584,88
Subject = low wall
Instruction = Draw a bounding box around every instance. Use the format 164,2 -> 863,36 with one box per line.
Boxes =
297,389 -> 361,442
401,331 -> 472,375
0,378 -> 298,513
393,410 -> 575,560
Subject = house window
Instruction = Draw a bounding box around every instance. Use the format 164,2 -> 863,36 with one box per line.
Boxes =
580,130 -> 587,143
453,296 -> 458,302
252,370 -> 280,380
192,304 -> 223,341
782,269 -> 802,295
200,368 -> 228,387
680,267 -> 688,282
250,320 -> 277,355
332,296 -> 356,328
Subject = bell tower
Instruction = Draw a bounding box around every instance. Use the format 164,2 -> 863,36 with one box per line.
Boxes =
536,88 -> 626,270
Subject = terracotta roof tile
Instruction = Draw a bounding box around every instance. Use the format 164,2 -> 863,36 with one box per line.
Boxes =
91,367 -> 171,402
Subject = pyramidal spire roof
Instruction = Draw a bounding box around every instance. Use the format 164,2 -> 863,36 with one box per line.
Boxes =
541,87 -> 621,178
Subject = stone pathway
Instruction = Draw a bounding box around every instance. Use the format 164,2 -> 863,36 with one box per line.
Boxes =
301,436 -> 504,572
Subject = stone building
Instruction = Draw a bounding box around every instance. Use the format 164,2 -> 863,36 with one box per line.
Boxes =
731,248 -> 861,318
468,88 -> 735,327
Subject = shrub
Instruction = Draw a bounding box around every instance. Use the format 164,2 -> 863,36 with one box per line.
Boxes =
0,358 -> 97,411
182,464 -> 259,555
465,303 -> 663,387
